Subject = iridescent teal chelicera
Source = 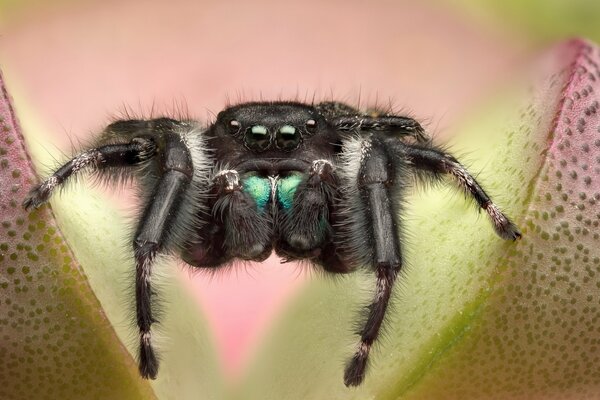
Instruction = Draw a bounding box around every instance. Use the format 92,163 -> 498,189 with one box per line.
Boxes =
241,173 -> 305,211
276,173 -> 304,210
242,175 -> 271,210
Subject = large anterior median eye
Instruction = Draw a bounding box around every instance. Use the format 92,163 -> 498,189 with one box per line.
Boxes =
245,125 -> 271,151
276,125 -> 300,150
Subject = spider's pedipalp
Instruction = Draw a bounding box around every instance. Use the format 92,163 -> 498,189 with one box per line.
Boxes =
276,159 -> 336,256
212,168 -> 272,261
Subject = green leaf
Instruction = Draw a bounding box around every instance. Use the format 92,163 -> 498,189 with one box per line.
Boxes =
0,72 -> 155,399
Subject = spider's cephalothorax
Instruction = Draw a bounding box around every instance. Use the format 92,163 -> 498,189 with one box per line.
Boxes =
23,101 -> 521,387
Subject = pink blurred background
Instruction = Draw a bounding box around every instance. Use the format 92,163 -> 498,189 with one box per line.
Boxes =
0,0 -> 545,380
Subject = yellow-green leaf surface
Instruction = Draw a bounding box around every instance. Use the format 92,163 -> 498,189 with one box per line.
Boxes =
0,73 -> 155,398
237,39 -> 600,399
1,74 -> 224,399
404,39 -> 600,400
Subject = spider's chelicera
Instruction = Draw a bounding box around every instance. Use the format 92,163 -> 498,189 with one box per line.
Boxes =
23,101 -> 521,387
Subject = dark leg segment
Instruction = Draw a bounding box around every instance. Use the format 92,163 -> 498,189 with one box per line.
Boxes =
23,138 -> 156,209
344,140 -> 402,387
401,144 -> 521,240
315,101 -> 429,143
134,170 -> 189,378
332,115 -> 428,142
134,133 -> 192,379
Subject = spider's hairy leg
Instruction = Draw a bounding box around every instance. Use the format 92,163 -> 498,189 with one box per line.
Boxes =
399,143 -> 522,240
22,117 -> 210,379
316,101 -> 428,143
22,118 -> 193,210
22,137 -> 156,209
212,169 -> 272,261
343,138 -> 402,387
278,159 -> 336,253
134,133 -> 193,379
332,115 -> 428,143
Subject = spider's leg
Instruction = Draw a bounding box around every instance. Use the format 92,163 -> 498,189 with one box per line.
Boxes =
277,159 -> 336,254
332,115 -> 429,143
400,143 -> 522,240
212,169 -> 272,261
315,101 -> 428,143
342,137 -> 402,386
23,118 -> 211,378
133,133 -> 193,379
22,118 -> 197,210
22,138 -> 156,209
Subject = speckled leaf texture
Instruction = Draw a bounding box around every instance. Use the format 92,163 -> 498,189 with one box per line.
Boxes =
238,39 -> 600,400
404,38 -> 600,400
0,75 -> 156,398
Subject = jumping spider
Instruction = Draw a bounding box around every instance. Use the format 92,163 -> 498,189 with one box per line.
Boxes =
23,101 -> 521,387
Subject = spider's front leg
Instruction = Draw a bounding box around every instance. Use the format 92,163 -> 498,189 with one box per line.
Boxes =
22,118 -> 210,379
397,143 -> 522,240
316,101 -> 430,143
341,137 -> 404,387
22,136 -> 156,209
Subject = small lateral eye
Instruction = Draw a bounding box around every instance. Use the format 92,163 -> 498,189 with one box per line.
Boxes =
228,120 -> 241,134
305,119 -> 317,133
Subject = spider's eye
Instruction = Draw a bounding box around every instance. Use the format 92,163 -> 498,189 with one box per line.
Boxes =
228,120 -> 241,134
305,119 -> 317,134
245,125 -> 271,151
276,125 -> 300,150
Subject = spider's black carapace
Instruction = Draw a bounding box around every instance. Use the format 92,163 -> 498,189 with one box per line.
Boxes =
23,101 -> 521,387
